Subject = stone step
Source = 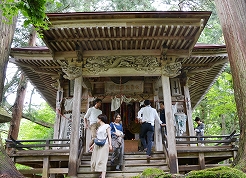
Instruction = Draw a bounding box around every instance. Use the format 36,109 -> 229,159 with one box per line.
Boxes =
125,158 -> 166,164
78,151 -> 169,177
77,171 -> 142,178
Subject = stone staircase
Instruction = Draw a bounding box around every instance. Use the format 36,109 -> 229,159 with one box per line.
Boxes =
77,151 -> 169,178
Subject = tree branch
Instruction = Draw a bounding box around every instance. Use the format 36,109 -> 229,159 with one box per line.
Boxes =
22,114 -> 53,128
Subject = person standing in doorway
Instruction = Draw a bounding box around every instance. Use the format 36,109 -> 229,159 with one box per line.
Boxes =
137,100 -> 166,159
110,113 -> 124,171
84,98 -> 102,148
159,101 -> 167,135
194,117 -> 205,146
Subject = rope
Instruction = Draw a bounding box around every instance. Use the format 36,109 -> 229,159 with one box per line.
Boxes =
56,109 -> 71,121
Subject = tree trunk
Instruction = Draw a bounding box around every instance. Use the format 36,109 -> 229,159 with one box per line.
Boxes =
8,74 -> 27,140
0,6 -> 25,178
0,8 -> 17,104
215,0 -> 246,171
28,88 -> 35,113
221,114 -> 225,135
7,27 -> 37,140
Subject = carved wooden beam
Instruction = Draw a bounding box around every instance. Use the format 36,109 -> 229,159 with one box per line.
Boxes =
83,55 -> 160,75
57,60 -> 83,80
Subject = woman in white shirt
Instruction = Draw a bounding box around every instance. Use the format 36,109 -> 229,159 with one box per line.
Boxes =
90,114 -> 112,178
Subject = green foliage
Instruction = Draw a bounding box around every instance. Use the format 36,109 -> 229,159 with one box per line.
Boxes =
25,102 -> 55,124
15,163 -> 31,170
186,166 -> 246,178
193,66 -> 238,136
109,0 -> 156,11
132,168 -> 172,178
18,102 -> 55,140
0,0 -> 49,31
162,0 -> 224,44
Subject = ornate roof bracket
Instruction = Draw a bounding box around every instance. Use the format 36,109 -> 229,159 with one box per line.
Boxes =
51,73 -> 64,90
57,59 -> 82,80
161,57 -> 182,78
179,71 -> 196,87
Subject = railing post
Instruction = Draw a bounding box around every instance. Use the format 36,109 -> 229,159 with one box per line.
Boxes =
42,140 -> 50,178
198,152 -> 205,169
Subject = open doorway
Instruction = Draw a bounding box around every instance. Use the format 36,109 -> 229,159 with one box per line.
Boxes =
102,102 -> 141,140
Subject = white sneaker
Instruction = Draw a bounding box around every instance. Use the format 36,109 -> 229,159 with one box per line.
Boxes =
201,144 -> 205,146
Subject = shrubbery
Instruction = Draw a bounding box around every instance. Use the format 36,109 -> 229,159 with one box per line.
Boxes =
132,166 -> 246,178
186,166 -> 246,178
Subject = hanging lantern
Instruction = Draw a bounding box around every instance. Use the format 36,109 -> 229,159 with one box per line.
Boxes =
0,107 -> 12,123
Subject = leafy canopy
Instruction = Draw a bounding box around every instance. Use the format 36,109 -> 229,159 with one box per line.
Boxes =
0,0 -> 49,30
19,102 -> 55,140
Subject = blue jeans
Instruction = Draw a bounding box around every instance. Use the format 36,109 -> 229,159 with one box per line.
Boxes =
140,123 -> 154,156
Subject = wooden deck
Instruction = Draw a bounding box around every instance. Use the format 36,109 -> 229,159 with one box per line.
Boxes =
5,132 -> 239,177
5,139 -> 72,178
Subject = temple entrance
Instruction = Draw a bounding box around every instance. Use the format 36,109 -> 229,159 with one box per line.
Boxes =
102,102 -> 142,152
102,102 -> 141,140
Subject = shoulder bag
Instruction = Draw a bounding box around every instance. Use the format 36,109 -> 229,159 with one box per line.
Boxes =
94,136 -> 107,146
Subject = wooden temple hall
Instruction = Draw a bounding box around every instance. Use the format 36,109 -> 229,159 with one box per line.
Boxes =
7,11 -> 238,177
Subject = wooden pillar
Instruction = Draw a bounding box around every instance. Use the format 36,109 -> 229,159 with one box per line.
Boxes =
53,85 -> 63,140
154,95 -> 163,151
154,119 -> 163,151
161,75 -> 178,173
85,96 -> 94,151
183,85 -> 195,137
68,76 -> 83,176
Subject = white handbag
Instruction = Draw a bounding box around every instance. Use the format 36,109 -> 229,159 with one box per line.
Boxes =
113,123 -> 124,136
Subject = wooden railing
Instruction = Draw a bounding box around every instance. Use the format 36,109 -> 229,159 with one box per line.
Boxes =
5,137 -> 84,178
5,138 -> 70,151
161,130 -> 239,172
176,131 -> 239,146
160,128 -> 170,170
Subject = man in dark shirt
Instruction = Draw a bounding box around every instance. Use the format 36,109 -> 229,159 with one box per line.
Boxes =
159,101 -> 167,135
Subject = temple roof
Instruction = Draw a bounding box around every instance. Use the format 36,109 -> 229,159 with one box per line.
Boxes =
10,11 -> 228,109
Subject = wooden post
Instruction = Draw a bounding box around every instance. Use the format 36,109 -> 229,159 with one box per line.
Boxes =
43,140 -> 50,178
154,95 -> 163,151
154,119 -> 163,151
161,75 -> 178,173
85,96 -> 94,151
183,85 -> 195,138
53,86 -> 63,140
42,156 -> 49,178
198,152 -> 205,169
68,76 -> 83,176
